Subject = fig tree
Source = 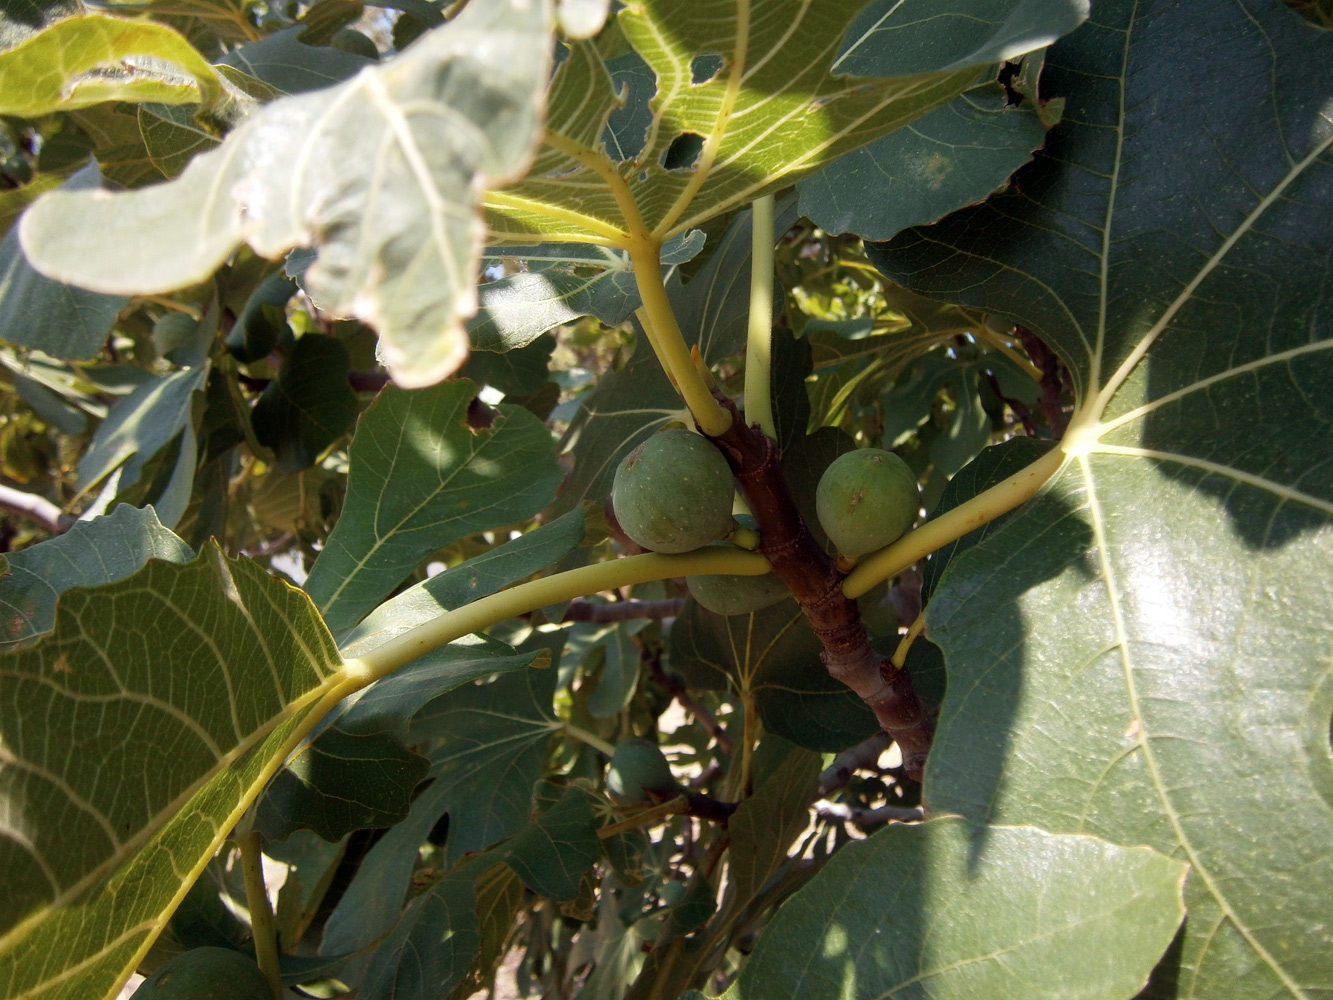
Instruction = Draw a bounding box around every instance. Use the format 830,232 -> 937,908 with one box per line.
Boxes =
131,947 -> 271,1000
607,738 -> 679,803
611,430 -> 733,553
815,448 -> 918,558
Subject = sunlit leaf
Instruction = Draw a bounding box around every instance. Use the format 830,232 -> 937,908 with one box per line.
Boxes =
868,1 -> 1333,994
19,0 -> 554,388
0,544 -> 345,1000
723,819 -> 1185,1000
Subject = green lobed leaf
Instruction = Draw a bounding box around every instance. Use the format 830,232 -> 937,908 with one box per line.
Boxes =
254,725 -> 429,842
0,544 -> 346,1000
500,785 -> 601,901
319,665 -> 559,955
250,333 -> 357,474
867,1 -> 1333,995
303,379 -> 562,633
801,81 -> 1049,241
487,0 -> 1084,243
358,856 -> 521,1000
0,503 -> 192,649
721,818 -> 1186,1000
0,13 -> 224,116
19,0 -> 553,388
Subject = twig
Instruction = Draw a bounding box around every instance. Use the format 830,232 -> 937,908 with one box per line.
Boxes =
563,598 -> 685,622
815,800 -> 923,828
1017,325 -> 1070,438
0,484 -> 74,534
649,654 -> 735,755
817,732 -> 891,795
702,394 -> 933,780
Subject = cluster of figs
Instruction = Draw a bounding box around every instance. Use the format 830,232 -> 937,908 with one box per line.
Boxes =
605,428 -> 919,802
611,428 -> 919,616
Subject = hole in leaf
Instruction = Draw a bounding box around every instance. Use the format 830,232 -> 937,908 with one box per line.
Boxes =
691,53 -> 723,84
661,132 -> 704,171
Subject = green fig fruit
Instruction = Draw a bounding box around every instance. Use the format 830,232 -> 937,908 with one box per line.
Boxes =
607,738 -> 679,803
131,947 -> 272,1000
611,430 -> 734,553
687,568 -> 790,615
815,448 -> 918,558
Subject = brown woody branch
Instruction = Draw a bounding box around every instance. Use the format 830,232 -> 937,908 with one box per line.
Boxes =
1017,325 -> 1070,439
563,598 -> 685,622
701,395 -> 933,781
0,484 -> 74,535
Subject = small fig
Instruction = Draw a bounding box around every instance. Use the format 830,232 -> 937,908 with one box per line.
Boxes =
611,430 -> 733,553
687,569 -> 790,616
131,947 -> 271,1000
607,738 -> 679,803
815,448 -> 918,558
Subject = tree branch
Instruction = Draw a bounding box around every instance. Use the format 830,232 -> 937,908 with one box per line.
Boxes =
563,598 -> 685,622
0,484 -> 73,534
701,395 -> 933,780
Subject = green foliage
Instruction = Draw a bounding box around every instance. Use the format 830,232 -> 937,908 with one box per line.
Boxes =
0,1 -> 1327,999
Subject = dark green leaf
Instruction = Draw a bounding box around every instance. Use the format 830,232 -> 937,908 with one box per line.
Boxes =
869,2 -> 1333,994
501,785 -> 600,901
722,819 -> 1185,1000
218,26 -> 372,93
251,334 -> 357,474
670,597 -> 878,752
460,333 -> 554,397
255,725 -> 429,841
0,503 -> 191,649
800,83 -> 1049,240
724,742 -> 820,907
0,0 -> 82,50
304,380 -> 561,632
226,271 -> 296,362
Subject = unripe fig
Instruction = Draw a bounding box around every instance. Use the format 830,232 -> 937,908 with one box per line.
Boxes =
611,430 -> 733,553
607,738 -> 679,803
815,448 -> 918,558
131,947 -> 271,1000
687,570 -> 790,616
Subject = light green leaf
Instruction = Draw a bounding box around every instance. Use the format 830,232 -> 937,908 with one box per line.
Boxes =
76,363 -> 208,528
0,13 -> 223,116
0,503 -> 191,649
488,0 -> 1085,243
721,819 -> 1186,1000
800,82 -> 1049,240
0,544 -> 346,1000
19,0 -> 554,388
868,1 -> 1333,994
303,380 -> 562,633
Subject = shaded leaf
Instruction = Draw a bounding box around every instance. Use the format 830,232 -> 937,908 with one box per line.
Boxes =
801,82 -> 1048,240
725,742 -> 820,907
320,666 -> 558,955
255,725 -> 429,842
251,333 -> 357,474
867,1 -> 1333,994
501,785 -> 600,901
303,380 -> 561,633
0,0 -> 82,49
217,25 -> 372,93
0,163 -> 126,359
670,597 -> 878,752
722,819 -> 1185,1000
0,544 -> 344,1000
20,0 -> 553,388
0,503 -> 191,649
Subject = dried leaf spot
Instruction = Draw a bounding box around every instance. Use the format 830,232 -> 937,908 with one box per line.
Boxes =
51,654 -> 73,674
